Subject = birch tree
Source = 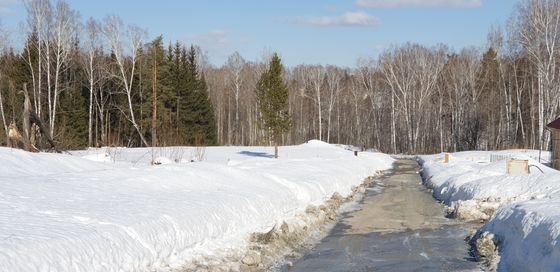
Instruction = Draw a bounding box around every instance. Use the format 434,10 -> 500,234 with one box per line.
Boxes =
324,66 -> 342,143
83,18 -> 101,147
102,15 -> 149,147
225,52 -> 245,145
0,22 -> 6,140
23,0 -> 51,119
516,0 -> 560,150
49,0 -> 78,137
299,65 -> 326,141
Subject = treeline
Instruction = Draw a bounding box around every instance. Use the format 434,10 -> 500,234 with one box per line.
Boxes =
0,0 -> 559,154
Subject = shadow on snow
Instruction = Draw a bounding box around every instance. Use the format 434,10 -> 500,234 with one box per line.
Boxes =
237,151 -> 274,158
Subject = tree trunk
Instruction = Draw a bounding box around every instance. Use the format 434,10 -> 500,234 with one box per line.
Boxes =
151,56 -> 158,148
274,137 -> 279,159
88,53 -> 94,147
0,82 -> 7,141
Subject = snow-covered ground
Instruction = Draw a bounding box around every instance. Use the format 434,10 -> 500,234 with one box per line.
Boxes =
419,150 -> 560,271
0,140 -> 393,271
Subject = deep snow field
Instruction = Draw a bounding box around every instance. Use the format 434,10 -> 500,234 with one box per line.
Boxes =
0,140 -> 393,271
419,150 -> 560,271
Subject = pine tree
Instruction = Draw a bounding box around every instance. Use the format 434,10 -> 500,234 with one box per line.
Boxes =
256,53 -> 291,158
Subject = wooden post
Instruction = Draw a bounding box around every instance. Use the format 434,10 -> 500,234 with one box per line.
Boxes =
444,153 -> 449,163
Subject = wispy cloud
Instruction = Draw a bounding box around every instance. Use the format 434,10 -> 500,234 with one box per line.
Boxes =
296,11 -> 380,27
355,0 -> 482,8
194,29 -> 229,47
188,29 -> 234,63
0,0 -> 18,14
0,6 -> 12,13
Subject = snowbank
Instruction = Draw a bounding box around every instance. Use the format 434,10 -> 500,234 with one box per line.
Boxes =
0,141 -> 393,271
419,150 -> 560,271
480,198 -> 560,271
420,151 -> 555,218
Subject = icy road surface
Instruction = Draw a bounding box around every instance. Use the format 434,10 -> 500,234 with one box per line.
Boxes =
288,159 -> 481,271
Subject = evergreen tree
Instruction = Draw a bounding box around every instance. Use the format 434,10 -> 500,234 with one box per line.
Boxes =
59,85 -> 88,148
59,43 -> 88,149
176,45 -> 216,145
255,53 -> 291,158
139,36 -> 172,146
476,47 -> 500,149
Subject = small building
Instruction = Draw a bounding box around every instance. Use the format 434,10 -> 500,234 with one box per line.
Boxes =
547,118 -> 560,170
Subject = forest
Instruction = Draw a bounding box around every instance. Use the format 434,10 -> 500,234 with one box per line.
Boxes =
0,0 -> 559,154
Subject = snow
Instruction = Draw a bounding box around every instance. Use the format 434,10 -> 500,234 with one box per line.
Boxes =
421,151 -> 553,206
419,150 -> 560,271
81,151 -> 113,163
0,141 -> 393,271
481,199 -> 560,271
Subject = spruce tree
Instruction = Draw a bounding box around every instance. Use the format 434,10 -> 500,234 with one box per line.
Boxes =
255,53 -> 291,158
475,47 -> 500,149
176,45 -> 216,145
139,36 -> 171,146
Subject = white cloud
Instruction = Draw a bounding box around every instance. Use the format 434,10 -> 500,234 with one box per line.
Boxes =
0,0 -> 18,14
188,29 -> 233,64
194,29 -> 229,47
0,6 -> 12,13
297,11 -> 380,27
356,0 -> 482,8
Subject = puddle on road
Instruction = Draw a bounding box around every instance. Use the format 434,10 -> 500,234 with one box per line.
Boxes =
283,160 -> 481,272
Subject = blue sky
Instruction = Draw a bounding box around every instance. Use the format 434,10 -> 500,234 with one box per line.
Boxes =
0,0 -> 519,67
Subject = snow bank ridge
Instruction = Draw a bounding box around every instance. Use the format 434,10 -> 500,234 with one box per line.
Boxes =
419,150 -> 560,271
0,142 -> 394,271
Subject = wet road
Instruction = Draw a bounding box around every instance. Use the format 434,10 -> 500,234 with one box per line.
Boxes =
288,159 -> 480,272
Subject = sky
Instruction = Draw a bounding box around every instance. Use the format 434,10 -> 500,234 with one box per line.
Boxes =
0,0 -> 519,68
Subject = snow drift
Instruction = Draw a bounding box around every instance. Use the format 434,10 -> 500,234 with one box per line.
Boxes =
419,150 -> 560,271
0,141 -> 393,271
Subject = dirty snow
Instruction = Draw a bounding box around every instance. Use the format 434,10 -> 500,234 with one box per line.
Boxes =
419,150 -> 560,271
0,141 -> 393,271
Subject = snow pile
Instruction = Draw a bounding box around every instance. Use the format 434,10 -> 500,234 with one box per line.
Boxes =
419,150 -> 560,271
480,199 -> 560,271
81,152 -> 113,163
0,142 -> 393,271
420,150 -> 555,220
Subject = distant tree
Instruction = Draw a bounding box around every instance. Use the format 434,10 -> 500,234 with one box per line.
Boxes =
82,18 -> 102,147
225,52 -> 246,145
256,53 -> 291,158
102,15 -> 149,147
175,45 -> 216,145
58,82 -> 88,148
139,36 -> 169,147
515,0 -> 560,150
476,48 -> 500,149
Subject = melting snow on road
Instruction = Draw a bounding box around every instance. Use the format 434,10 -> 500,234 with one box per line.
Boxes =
0,140 -> 393,271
